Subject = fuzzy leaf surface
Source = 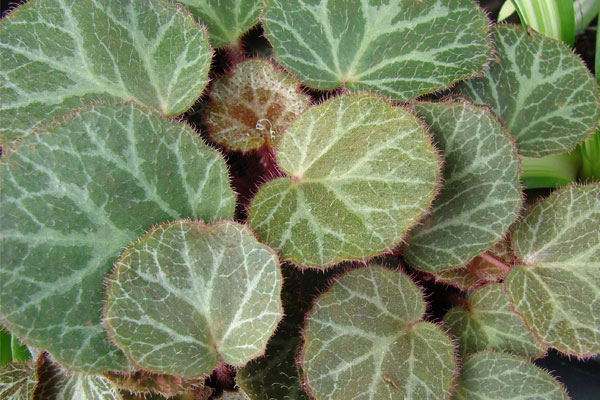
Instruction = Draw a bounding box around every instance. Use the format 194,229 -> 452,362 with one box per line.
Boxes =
505,184 -> 600,356
104,220 -> 282,378
203,59 -> 311,152
0,0 -> 212,148
454,351 -> 568,400
262,0 -> 490,101
404,101 -> 521,273
457,24 -> 600,157
0,104 -> 235,373
247,94 -> 440,267
301,266 -> 456,400
443,283 -> 545,358
0,362 -> 36,400
174,0 -> 262,47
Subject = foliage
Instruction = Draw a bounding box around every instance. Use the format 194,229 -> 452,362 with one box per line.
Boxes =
0,0 -> 598,399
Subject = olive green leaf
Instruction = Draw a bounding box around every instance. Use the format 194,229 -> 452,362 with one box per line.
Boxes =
0,362 -> 36,400
203,59 -> 311,152
104,220 -> 283,378
404,101 -> 522,273
0,0 -> 212,148
301,266 -> 456,399
457,24 -> 600,157
174,0 -> 263,48
454,351 -> 568,400
247,94 -> 440,268
443,283 -> 545,358
262,0 -> 491,101
0,104 -> 235,373
505,184 -> 600,357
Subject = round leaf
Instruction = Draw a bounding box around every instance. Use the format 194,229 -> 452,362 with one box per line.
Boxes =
247,94 -> 440,268
454,351 -> 568,400
0,104 -> 235,373
457,25 -> 600,157
104,220 -> 283,378
0,0 -> 212,148
404,101 -> 522,273
301,266 -> 457,399
262,0 -> 491,101
505,184 -> 600,357
203,59 -> 311,152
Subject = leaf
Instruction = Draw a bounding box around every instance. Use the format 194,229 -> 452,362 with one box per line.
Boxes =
262,0 -> 491,101
203,59 -> 311,152
457,24 -> 600,157
218,391 -> 251,400
0,0 -> 212,149
35,356 -> 123,400
505,184 -> 600,357
454,351 -> 568,400
0,362 -> 36,400
103,220 -> 283,378
301,266 -> 457,400
403,101 -> 522,273
247,94 -> 440,268
0,104 -> 235,373
443,283 -> 545,358
174,0 -> 263,48
103,370 -> 204,398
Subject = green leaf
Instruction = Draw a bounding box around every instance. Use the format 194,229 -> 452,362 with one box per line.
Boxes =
301,266 -> 457,399
0,362 -> 36,400
443,283 -> 545,358
511,0 -> 575,45
262,0 -> 491,101
10,336 -> 30,363
0,0 -> 212,149
174,0 -> 263,48
403,101 -> 522,273
203,59 -> 311,152
457,24 -> 600,157
454,351 -> 568,400
0,104 -> 235,373
103,370 -> 204,398
505,184 -> 600,357
247,94 -> 440,268
103,220 -> 283,378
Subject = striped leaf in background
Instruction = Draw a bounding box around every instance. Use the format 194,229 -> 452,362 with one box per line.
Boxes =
0,0 -> 212,149
510,0 -> 575,44
104,221 -> 283,378
248,94 -> 440,268
506,184 -> 600,357
0,104 -> 235,373
262,0 -> 491,101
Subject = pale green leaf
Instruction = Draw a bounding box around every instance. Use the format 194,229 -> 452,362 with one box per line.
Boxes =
443,283 -> 545,358
454,351 -> 568,400
0,104 -> 235,373
0,362 -> 36,400
498,1 -> 517,22
219,391 -> 251,400
203,59 -> 311,152
301,266 -> 457,400
505,184 -> 600,356
247,94 -> 440,268
403,101 -> 522,273
0,0 -> 212,148
457,25 -> 600,157
511,0 -> 575,45
174,0 -> 262,47
262,0 -> 491,101
104,220 -> 283,378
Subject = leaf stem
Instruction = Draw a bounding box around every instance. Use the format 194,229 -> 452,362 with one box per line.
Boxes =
478,253 -> 511,273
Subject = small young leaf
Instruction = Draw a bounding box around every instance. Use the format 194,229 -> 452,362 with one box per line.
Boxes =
457,24 -> 600,157
262,0 -> 491,101
174,0 -> 263,48
301,266 -> 457,399
0,362 -> 36,400
203,59 -> 311,152
505,184 -> 600,357
404,101 -> 522,273
104,220 -> 283,378
0,0 -> 212,148
454,351 -> 568,400
443,283 -> 545,358
247,94 -> 440,268
0,104 -> 235,373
